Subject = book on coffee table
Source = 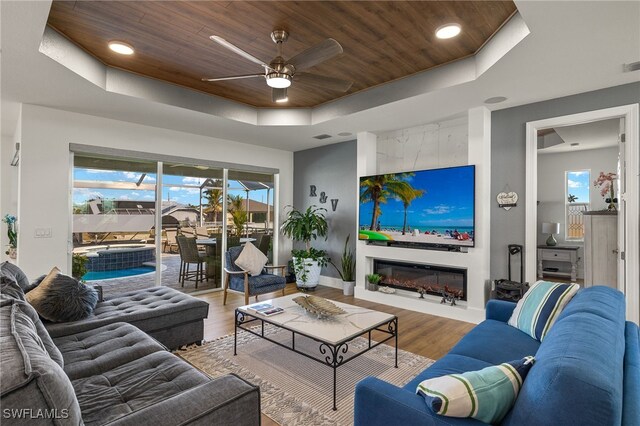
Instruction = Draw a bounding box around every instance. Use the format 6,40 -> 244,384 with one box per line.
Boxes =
247,302 -> 284,316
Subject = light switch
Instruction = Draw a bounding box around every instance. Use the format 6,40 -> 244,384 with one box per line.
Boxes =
34,228 -> 52,238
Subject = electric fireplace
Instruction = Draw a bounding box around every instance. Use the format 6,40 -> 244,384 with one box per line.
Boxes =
373,259 -> 467,301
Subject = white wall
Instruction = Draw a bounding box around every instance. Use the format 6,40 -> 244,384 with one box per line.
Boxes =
355,111 -> 490,324
0,107 -> 21,262
16,105 -> 293,277
376,117 -> 468,173
537,147 -> 618,277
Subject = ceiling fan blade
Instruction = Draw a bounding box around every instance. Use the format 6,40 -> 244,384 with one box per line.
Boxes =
295,72 -> 353,92
272,88 -> 288,103
210,36 -> 274,71
288,38 -> 343,71
201,74 -> 264,82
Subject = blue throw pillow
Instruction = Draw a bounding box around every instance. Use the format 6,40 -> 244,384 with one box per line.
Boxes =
508,280 -> 580,341
417,356 -> 535,424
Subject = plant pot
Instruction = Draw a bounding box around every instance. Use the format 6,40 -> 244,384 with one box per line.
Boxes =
6,246 -> 16,260
342,280 -> 355,296
367,282 -> 379,291
292,257 -> 322,290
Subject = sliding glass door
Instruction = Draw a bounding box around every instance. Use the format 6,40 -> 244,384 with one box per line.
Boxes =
72,152 -> 277,296
72,155 -> 158,297
160,162 -> 223,292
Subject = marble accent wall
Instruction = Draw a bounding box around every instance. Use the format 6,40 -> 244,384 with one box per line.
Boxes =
376,117 -> 468,173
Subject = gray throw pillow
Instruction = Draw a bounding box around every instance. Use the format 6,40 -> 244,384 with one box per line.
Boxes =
0,272 -> 26,301
0,261 -> 30,290
26,267 -> 98,322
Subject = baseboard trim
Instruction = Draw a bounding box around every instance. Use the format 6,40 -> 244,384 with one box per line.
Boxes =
318,275 -> 344,290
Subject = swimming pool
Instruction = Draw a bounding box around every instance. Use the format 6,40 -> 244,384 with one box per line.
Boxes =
82,266 -> 155,281
74,244 -> 156,273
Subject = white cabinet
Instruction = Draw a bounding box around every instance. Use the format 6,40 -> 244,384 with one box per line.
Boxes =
537,246 -> 580,282
584,211 -> 618,288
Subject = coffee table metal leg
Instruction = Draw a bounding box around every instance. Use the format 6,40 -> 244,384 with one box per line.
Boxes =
333,365 -> 337,411
234,310 -> 238,356
394,317 -> 399,368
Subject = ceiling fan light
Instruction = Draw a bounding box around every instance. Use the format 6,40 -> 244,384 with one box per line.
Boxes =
435,24 -> 461,39
108,40 -> 135,55
266,73 -> 292,88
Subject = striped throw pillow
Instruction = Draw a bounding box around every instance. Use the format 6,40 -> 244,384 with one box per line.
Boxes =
417,357 -> 535,424
508,280 -> 580,341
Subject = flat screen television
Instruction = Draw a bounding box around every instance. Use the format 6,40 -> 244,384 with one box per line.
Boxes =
359,165 -> 475,248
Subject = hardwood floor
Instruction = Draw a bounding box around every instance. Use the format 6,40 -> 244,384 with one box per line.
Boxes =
197,283 -> 475,362
196,284 -> 475,425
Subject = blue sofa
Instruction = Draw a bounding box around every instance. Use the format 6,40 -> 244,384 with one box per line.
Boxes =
354,286 -> 640,425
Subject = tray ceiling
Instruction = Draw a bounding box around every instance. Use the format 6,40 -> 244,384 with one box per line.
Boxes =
47,1 -> 517,108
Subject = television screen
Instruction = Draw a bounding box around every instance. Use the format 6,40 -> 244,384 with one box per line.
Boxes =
359,165 -> 475,247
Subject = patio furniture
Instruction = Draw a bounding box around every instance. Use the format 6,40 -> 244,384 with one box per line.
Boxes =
223,246 -> 286,305
165,229 -> 179,253
177,235 -> 207,288
227,236 -> 242,248
196,238 -> 221,287
257,234 -> 271,257
147,227 -> 168,251
196,226 -> 210,237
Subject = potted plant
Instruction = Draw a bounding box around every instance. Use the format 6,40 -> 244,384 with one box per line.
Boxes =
3,214 -> 17,259
72,253 -> 89,281
281,205 -> 328,290
330,235 -> 356,296
366,273 -> 381,291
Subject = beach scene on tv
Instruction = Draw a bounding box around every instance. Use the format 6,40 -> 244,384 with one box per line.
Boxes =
359,165 -> 475,247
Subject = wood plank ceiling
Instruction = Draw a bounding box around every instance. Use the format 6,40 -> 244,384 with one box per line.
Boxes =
47,1 -> 517,108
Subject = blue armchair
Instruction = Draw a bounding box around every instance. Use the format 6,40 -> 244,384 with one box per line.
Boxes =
223,246 -> 286,305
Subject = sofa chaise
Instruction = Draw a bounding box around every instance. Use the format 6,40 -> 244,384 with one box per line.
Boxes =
44,286 -> 210,349
354,286 -> 640,426
1,265 -> 260,425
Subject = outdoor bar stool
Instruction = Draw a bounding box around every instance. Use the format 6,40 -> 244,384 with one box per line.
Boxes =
176,235 -> 208,288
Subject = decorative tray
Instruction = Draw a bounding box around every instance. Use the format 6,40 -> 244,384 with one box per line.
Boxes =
292,295 -> 346,317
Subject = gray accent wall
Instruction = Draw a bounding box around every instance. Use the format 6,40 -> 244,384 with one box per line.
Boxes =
293,140 -> 357,279
491,82 -> 640,280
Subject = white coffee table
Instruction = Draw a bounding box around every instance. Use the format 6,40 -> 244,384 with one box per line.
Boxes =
234,293 -> 398,410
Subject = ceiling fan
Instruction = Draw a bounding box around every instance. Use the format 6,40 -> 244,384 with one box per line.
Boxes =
202,30 -> 353,103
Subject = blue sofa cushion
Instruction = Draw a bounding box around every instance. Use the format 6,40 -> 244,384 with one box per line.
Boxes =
416,357 -> 535,424
448,320 -> 540,365
623,321 -> 640,425
404,354 -> 493,392
504,287 -> 626,426
508,281 -> 580,341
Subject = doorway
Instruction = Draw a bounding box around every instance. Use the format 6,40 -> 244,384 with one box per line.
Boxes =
525,104 -> 639,323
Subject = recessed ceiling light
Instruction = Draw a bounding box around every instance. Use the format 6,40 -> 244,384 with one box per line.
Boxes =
484,96 -> 508,104
275,96 -> 289,103
108,41 -> 134,55
435,24 -> 461,39
338,132 -> 352,137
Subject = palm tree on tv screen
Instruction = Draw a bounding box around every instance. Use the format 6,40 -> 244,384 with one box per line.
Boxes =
397,186 -> 425,235
360,173 -> 418,231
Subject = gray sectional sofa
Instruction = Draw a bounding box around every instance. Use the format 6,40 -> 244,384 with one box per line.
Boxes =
1,264 -> 261,425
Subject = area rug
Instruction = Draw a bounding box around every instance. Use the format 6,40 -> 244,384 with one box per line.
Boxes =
178,325 -> 434,425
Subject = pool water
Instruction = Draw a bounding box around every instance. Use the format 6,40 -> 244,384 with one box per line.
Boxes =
83,266 -> 155,281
